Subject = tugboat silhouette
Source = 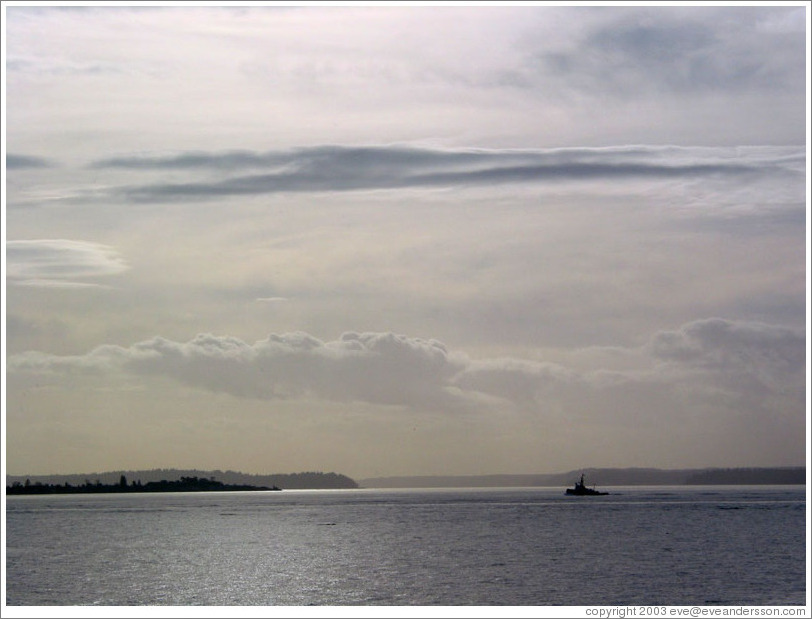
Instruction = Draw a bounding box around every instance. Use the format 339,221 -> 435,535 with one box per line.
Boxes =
565,473 -> 609,496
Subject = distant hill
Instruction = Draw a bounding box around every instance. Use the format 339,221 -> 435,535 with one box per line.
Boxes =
6,469 -> 359,490
359,467 -> 805,488
8,467 -> 804,491
685,468 -> 806,485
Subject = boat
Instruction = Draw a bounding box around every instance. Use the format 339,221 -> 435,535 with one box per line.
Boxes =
565,473 -> 609,496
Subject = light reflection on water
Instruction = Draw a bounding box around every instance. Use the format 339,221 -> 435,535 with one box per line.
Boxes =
5,486 -> 806,606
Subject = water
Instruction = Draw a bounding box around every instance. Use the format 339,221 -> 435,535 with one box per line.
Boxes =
4,486 -> 806,606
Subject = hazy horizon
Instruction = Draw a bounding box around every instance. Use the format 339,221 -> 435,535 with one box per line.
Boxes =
5,463 -> 807,481
3,4 -> 808,481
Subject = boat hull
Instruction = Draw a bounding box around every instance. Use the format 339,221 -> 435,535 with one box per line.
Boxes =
565,488 -> 608,496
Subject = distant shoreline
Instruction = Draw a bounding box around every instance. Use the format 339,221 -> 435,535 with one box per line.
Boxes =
6,466 -> 805,492
359,467 -> 806,489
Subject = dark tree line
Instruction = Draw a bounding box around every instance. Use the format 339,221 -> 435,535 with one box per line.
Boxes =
7,469 -> 359,490
7,475 -> 280,495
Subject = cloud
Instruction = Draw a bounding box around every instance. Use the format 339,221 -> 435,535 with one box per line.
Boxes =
5,6 -> 804,163
6,56 -> 127,77
6,154 -> 56,169
537,7 -> 806,97
641,319 -> 806,424
9,331 -> 469,411
646,318 -> 806,397
102,144 -> 798,202
452,357 -> 577,406
5,239 -> 129,288
91,150 -> 288,171
8,319 -> 804,416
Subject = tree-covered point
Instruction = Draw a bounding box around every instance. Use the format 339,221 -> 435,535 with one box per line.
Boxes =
7,475 -> 280,495
6,469 -> 359,490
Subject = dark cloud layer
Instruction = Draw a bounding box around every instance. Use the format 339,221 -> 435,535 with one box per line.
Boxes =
6,153 -> 55,169
95,145 -> 795,202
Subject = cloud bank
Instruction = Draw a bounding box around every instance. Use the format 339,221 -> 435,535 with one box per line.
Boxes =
9,318 -> 804,417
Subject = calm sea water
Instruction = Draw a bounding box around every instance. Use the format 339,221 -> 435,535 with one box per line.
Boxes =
4,486 -> 807,606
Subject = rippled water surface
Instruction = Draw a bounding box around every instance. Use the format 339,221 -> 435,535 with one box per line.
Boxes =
5,486 -> 806,606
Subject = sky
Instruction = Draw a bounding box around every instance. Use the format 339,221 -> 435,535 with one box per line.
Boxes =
2,3 -> 809,480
